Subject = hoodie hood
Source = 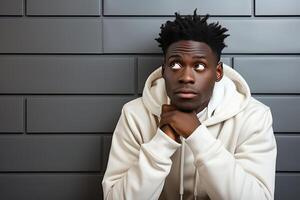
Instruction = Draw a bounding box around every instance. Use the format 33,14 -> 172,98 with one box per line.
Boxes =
142,63 -> 251,126
141,63 -> 253,199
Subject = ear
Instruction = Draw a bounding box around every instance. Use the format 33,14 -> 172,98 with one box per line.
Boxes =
216,62 -> 223,82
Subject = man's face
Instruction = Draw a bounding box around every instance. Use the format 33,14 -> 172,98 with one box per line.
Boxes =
162,40 -> 223,113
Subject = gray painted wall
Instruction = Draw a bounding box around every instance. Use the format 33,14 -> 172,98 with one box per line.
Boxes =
0,0 -> 299,199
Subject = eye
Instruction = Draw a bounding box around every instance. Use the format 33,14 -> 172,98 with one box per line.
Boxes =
195,63 -> 205,71
170,62 -> 182,70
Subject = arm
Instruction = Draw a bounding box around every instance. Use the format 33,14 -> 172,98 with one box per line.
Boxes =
185,108 -> 277,200
102,106 -> 181,200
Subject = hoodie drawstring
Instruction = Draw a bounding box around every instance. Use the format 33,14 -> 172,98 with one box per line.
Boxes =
193,167 -> 198,200
179,136 -> 185,200
179,136 -> 198,200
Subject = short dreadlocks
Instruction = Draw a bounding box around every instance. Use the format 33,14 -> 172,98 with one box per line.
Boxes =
155,9 -> 229,61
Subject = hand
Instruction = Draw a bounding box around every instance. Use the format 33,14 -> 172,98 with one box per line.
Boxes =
161,125 -> 181,143
160,104 -> 201,138
159,105 -> 180,143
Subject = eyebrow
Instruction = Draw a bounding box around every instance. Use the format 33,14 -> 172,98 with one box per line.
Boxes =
168,54 -> 181,60
192,55 -> 207,59
167,53 -> 208,61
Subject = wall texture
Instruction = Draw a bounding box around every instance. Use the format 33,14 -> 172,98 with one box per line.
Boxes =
0,0 -> 299,199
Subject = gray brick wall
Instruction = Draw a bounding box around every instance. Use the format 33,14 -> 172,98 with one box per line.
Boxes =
0,1 -> 299,199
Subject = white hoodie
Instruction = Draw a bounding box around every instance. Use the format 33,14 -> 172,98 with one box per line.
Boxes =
102,64 -> 277,200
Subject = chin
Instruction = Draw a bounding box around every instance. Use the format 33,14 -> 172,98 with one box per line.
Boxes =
172,101 -> 198,112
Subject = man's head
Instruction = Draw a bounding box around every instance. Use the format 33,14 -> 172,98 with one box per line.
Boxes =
155,10 -> 230,113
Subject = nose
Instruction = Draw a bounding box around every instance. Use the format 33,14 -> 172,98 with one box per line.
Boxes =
178,67 -> 195,84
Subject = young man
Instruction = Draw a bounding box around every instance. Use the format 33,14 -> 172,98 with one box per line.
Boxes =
102,10 -> 277,200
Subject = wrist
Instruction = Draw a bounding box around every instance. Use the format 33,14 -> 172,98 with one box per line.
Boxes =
161,125 -> 181,143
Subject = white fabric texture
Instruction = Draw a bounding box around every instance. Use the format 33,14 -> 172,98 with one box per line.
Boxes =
102,64 -> 277,200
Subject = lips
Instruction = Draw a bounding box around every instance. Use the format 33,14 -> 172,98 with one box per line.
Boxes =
174,89 -> 197,99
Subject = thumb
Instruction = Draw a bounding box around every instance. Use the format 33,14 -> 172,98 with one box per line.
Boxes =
161,104 -> 177,113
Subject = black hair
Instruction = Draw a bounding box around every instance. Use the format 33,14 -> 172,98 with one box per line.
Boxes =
155,9 -> 230,61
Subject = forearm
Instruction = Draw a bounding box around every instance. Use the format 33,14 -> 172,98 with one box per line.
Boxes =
186,125 -> 276,200
103,128 -> 181,200
195,145 -> 274,200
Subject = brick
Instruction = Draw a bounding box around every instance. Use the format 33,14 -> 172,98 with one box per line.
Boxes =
0,56 -> 134,94
0,135 -> 102,171
27,97 -> 134,133
103,18 -> 300,54
104,0 -> 251,16
234,57 -> 300,93
0,97 -> 23,133
256,0 -> 300,16
27,0 -> 100,16
0,174 -> 102,200
0,0 -> 23,15
0,19 -> 102,53
255,96 -> 300,132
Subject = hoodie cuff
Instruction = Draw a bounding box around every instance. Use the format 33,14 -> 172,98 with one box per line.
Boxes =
142,128 -> 181,159
185,124 -> 217,157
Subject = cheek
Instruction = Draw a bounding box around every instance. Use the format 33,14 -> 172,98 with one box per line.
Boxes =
163,76 -> 172,97
195,76 -> 216,97
163,73 -> 176,89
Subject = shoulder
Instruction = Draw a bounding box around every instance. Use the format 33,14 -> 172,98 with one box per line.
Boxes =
236,97 -> 273,144
241,97 -> 271,119
122,97 -> 150,117
121,97 -> 158,141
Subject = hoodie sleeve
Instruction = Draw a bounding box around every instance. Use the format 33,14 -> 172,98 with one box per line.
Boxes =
102,106 -> 181,200
185,108 -> 277,200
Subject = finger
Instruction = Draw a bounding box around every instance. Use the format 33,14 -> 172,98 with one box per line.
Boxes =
160,119 -> 180,136
161,104 -> 177,113
161,124 -> 179,142
159,111 -> 178,129
168,124 -> 177,133
164,124 -> 178,136
160,110 -> 176,122
159,116 -> 169,128
162,104 -> 172,113
159,111 -> 175,127
161,111 -> 186,134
